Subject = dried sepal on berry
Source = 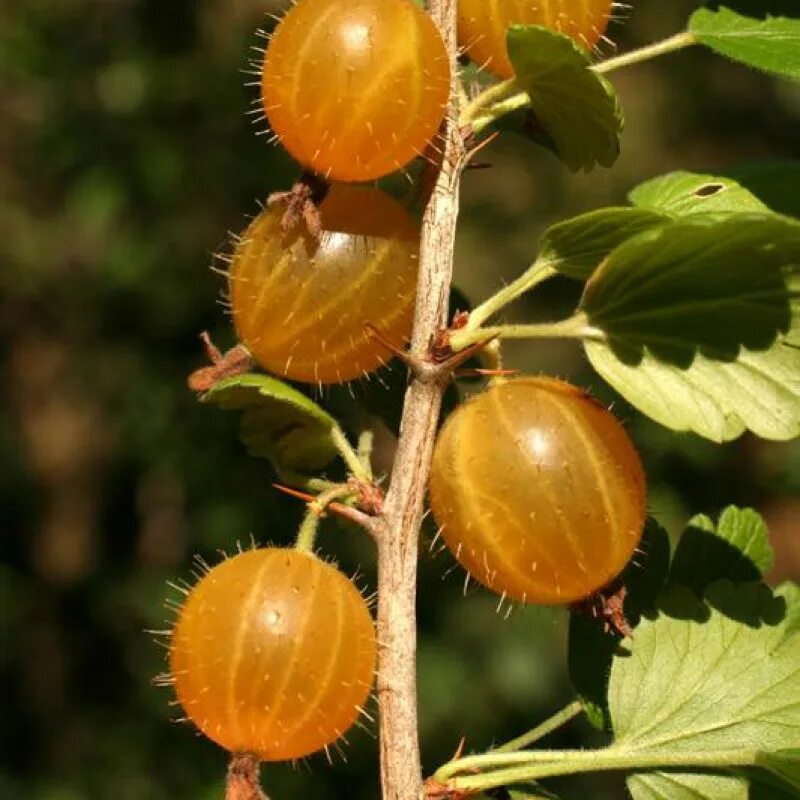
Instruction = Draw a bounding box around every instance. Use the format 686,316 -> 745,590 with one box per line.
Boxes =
227,184 -> 419,385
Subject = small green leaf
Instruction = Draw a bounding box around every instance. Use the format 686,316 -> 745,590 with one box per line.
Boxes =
610,581 -> 800,800
538,207 -> 669,280
202,373 -> 339,472
669,507 -> 774,594
581,215 -> 797,367
725,160 -> 800,218
507,25 -> 622,172
690,6 -> 800,82
629,171 -> 770,216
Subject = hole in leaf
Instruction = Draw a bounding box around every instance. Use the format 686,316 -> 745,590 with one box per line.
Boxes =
694,183 -> 725,197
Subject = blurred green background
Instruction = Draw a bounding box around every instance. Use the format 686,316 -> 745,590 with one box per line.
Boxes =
1,1 -> 799,798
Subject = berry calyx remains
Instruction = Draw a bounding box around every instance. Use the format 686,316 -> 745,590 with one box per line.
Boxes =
228,183 -> 419,384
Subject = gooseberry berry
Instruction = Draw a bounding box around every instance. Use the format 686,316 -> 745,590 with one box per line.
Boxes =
228,183 -> 418,384
428,377 -> 646,604
458,0 -> 613,79
168,547 -> 377,761
261,0 -> 451,182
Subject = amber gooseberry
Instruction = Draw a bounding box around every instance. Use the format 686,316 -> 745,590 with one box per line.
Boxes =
458,0 -> 614,79
228,184 -> 418,384
168,547 -> 377,761
429,377 -> 646,604
260,0 -> 450,182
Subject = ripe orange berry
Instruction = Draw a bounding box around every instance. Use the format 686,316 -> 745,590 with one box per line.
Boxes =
429,377 -> 646,604
261,0 -> 450,182
458,0 -> 613,79
168,548 -> 377,761
228,184 -> 419,384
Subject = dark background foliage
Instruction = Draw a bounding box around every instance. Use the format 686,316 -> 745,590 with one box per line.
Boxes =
1,1 -> 798,798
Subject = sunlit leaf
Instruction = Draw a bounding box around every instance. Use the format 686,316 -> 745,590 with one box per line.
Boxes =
629,171 -> 769,216
690,6 -> 800,82
584,302 -> 800,441
611,581 -> 800,800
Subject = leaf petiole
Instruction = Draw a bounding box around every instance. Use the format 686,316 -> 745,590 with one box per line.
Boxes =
435,745 -> 761,794
493,700 -> 585,754
276,469 -> 339,494
592,31 -> 698,75
295,507 -> 321,552
465,262 -> 558,331
357,429 -> 374,475
471,91 -> 531,134
450,313 -> 602,352
294,483 -> 360,551
460,77 -> 519,126
331,425 -> 372,481
466,31 -> 698,134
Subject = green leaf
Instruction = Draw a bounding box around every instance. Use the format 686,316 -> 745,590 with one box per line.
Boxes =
610,581 -> 800,800
581,214 -> 798,367
585,270 -> 800,441
202,373 -> 339,472
538,207 -> 669,280
628,769 -> 797,799
630,165 -> 800,220
629,170 -> 770,216
584,312 -> 800,441
724,160 -> 800,218
507,25 -> 622,172
568,519 -> 671,730
669,507 -> 774,594
690,6 -> 800,82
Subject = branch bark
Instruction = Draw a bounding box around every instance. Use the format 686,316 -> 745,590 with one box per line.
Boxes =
376,1 -> 464,798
